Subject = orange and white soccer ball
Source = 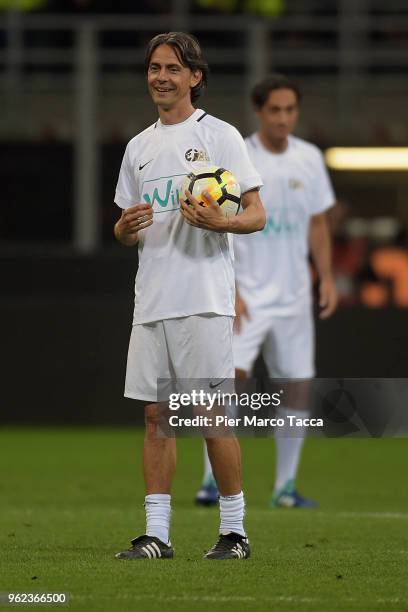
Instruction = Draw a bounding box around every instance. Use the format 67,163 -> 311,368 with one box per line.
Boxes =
181,166 -> 241,217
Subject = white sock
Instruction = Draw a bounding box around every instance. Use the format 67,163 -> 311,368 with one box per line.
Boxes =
202,443 -> 216,487
274,408 -> 307,491
144,494 -> 171,544
219,491 -> 246,537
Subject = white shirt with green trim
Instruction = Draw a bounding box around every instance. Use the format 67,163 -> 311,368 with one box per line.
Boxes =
115,109 -> 262,325
234,133 -> 335,317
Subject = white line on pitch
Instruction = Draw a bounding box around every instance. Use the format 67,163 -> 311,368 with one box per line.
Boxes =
248,509 -> 408,519
71,594 -> 408,605
339,511 -> 408,519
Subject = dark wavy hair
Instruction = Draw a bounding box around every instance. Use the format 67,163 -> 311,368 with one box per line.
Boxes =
251,74 -> 302,109
145,32 -> 209,103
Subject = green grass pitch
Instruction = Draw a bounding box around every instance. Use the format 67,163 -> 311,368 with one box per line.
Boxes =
1,429 -> 408,611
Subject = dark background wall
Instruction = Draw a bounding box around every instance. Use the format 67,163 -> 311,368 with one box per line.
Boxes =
2,254 -> 407,425
3,143 -> 408,247
2,143 -> 124,245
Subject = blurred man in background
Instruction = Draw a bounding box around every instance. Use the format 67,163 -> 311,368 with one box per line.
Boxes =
197,74 -> 337,508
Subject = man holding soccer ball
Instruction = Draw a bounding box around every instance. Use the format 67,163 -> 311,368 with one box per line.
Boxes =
113,32 -> 265,560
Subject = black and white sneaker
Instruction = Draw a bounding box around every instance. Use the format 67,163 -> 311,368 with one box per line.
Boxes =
204,532 -> 250,560
115,535 -> 174,560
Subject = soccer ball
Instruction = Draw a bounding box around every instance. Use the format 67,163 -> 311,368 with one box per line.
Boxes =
181,166 -> 241,217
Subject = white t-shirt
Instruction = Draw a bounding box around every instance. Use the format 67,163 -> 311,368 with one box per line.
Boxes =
234,133 -> 335,316
115,109 -> 262,325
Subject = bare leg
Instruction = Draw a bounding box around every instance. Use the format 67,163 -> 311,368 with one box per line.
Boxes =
274,380 -> 311,494
205,436 -> 242,496
143,403 -> 176,494
235,368 -> 248,381
202,367 -> 249,496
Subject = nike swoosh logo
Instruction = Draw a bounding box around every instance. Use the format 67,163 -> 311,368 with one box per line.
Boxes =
209,378 -> 227,389
139,159 -> 153,171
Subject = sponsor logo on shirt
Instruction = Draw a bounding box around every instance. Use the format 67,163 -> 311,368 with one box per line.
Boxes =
289,178 -> 305,190
142,175 -> 185,211
262,209 -> 301,236
185,148 -> 210,162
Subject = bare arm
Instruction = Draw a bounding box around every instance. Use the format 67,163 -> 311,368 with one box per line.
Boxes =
180,188 -> 265,234
228,188 -> 266,234
114,203 -> 153,247
309,211 -> 338,319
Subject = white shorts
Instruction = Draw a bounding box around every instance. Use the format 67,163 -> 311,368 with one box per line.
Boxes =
233,308 -> 315,378
125,315 -> 234,402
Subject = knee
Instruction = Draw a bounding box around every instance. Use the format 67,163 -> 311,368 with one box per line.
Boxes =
235,368 -> 248,381
144,404 -> 162,436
